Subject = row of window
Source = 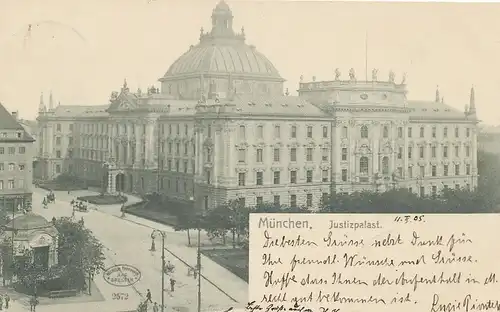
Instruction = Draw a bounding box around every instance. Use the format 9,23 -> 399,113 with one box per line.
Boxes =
358,125 -> 471,139
0,179 -> 24,190
0,132 -> 23,139
238,170 -> 330,186
358,156 -> 472,177
406,145 -> 471,160
0,146 -> 26,154
238,124 -> 328,140
410,184 -> 470,198
0,163 -> 26,171
54,137 -> 73,145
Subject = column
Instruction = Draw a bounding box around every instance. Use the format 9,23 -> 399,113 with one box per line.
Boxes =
213,129 -> 219,186
472,127 -> 478,187
390,124 -> 396,174
349,124 -> 355,180
135,129 -> 141,166
227,126 -> 235,184
403,123 -> 409,180
332,121 -> 340,185
224,126 -> 230,177
372,124 -> 379,174
145,121 -> 154,166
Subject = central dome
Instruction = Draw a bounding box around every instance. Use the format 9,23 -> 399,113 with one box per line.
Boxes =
161,1 -> 283,82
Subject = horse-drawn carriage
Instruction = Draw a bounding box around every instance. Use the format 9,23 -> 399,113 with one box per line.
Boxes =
71,200 -> 88,212
46,192 -> 55,204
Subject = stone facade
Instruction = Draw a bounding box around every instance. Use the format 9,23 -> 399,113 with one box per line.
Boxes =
35,1 -> 479,211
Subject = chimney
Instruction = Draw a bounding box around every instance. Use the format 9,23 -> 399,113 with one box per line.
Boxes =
11,111 -> 18,120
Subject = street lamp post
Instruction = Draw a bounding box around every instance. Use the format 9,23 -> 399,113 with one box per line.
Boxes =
150,230 -> 166,312
196,213 -> 204,312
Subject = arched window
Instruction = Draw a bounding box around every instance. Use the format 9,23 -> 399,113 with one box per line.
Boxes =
382,156 -> 389,174
383,126 -> 389,138
360,125 -> 368,138
360,157 -> 369,174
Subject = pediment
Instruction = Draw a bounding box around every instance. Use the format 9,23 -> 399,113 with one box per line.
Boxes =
107,91 -> 139,112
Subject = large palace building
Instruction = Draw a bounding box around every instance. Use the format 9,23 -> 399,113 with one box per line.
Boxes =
36,1 -> 479,210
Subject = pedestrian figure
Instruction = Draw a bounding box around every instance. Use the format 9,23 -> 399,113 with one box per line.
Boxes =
0,295 -> 4,310
146,289 -> 152,303
153,302 -> 159,312
29,296 -> 38,312
170,277 -> 176,292
4,294 -> 9,309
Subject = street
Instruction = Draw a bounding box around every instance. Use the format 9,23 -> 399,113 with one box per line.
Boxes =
26,188 -> 248,312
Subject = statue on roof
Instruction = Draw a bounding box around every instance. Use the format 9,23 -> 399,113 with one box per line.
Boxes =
299,75 -> 304,83
349,68 -> 356,81
401,72 -> 407,85
388,70 -> 395,83
335,68 -> 341,81
312,76 -> 316,82
110,91 -> 118,102
371,68 -> 378,81
285,88 -> 289,96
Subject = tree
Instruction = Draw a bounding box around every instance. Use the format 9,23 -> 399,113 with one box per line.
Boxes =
53,217 -> 105,293
174,204 -> 198,246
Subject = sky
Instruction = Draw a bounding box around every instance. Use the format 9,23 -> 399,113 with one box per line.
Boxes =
0,0 -> 499,124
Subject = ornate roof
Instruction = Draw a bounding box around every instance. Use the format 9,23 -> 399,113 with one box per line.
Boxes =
161,1 -> 283,82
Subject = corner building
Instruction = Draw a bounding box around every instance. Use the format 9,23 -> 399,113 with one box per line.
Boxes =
36,1 -> 479,210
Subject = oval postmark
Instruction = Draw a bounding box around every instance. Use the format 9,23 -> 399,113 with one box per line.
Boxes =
103,264 -> 141,287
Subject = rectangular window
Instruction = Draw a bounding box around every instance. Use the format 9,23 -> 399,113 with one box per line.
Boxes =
322,148 -> 328,161
273,148 -> 280,162
419,146 -> 424,158
341,148 -> 347,161
290,195 -> 297,207
408,166 -> 413,178
455,165 -> 460,175
432,127 -> 436,138
8,147 -> 15,154
431,146 -> 436,158
443,127 -> 448,138
466,164 -> 471,175
239,125 -> 246,140
274,125 -> 280,138
306,194 -> 313,208
238,173 -> 246,186
466,128 -> 470,138
398,147 -> 403,159
432,165 -> 437,177
256,172 -> 263,185
444,165 -> 448,176
256,197 -> 263,206
466,146 -> 470,157
408,127 -> 412,138
443,146 -> 448,158
273,195 -> 280,207
408,147 -> 413,159
273,171 -> 281,184
238,149 -> 246,163
455,146 -> 459,157
322,126 -> 328,138
306,126 -> 313,138
257,125 -> 264,139
291,126 -> 297,138
432,186 -> 437,198
8,180 -> 14,189
256,149 -> 263,163
341,169 -> 347,181
420,165 -> 425,177
56,137 -> 61,145
290,148 -> 297,162
184,161 -> 188,173
306,170 -> 313,183
290,171 -> 297,184
455,128 -> 459,138
322,170 -> 329,182
398,127 -> 403,138
19,147 -> 25,154
306,148 -> 313,161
